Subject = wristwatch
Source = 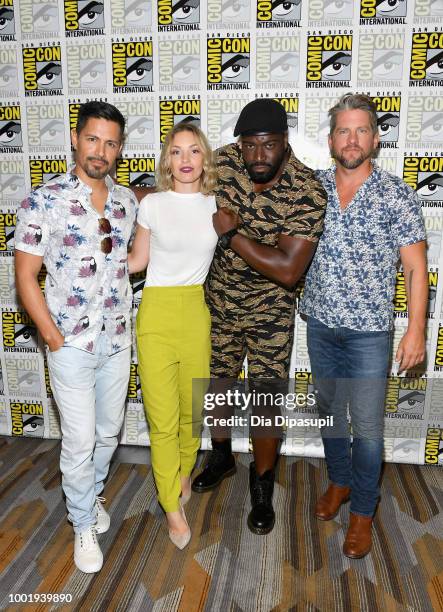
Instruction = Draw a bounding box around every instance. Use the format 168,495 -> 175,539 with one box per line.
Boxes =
219,228 -> 238,249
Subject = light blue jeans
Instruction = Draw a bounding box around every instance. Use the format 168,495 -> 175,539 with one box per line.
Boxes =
47,333 -> 131,533
307,316 -> 391,517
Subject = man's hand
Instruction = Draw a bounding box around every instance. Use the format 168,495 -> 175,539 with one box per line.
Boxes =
48,331 -> 65,353
213,207 -> 239,237
395,328 -> 425,373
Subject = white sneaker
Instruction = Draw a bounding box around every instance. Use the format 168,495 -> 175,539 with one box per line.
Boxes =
95,496 -> 110,534
74,527 -> 103,573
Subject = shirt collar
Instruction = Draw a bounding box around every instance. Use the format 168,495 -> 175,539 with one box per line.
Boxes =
325,160 -> 381,186
67,167 -> 115,194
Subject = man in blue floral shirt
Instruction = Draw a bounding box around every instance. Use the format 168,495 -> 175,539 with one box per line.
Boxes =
15,101 -> 137,573
300,94 -> 427,559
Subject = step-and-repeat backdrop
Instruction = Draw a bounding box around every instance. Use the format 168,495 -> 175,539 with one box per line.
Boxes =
0,0 -> 442,465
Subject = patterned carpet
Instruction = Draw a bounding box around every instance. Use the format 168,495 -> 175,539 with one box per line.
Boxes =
0,436 -> 442,612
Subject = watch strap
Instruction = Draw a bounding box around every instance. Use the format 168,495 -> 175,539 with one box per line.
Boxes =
219,228 -> 238,249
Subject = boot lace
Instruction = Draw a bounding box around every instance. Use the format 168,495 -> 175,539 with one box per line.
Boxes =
251,480 -> 273,507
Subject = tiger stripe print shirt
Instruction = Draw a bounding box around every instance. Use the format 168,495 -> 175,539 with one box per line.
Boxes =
206,143 -> 327,315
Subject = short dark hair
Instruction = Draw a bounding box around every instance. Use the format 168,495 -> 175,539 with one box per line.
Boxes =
76,101 -> 126,138
329,93 -> 378,135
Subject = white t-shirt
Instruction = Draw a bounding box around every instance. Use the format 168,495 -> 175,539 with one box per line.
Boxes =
137,190 -> 218,287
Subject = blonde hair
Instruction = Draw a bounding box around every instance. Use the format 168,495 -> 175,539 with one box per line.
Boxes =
156,123 -> 217,195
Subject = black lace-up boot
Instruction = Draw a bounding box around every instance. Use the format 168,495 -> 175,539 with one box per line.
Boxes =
247,462 -> 275,535
191,440 -> 236,493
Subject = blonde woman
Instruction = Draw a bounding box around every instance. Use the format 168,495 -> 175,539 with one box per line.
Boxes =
128,123 -> 217,549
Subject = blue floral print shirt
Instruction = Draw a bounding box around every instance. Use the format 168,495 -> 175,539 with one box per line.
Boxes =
15,172 -> 137,353
300,164 -> 426,331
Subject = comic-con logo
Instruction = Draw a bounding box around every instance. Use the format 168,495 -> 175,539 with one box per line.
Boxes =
64,0 -> 104,37
129,270 -> 146,305
424,214 -> 443,265
256,0 -> 301,27
414,0 -> 443,23
0,46 -> 18,97
0,103 -> 21,152
115,98 -> 154,150
10,401 -> 44,436
424,427 -> 443,464
22,44 -> 63,96
127,362 -> 143,402
0,159 -> 25,205
20,0 -> 59,39
2,310 -> 38,352
434,324 -> 443,370
427,270 -> 437,318
256,33 -> 299,88
394,270 -> 438,318
5,356 -> 41,397
26,101 -> 64,152
0,0 -> 15,40
207,35 -> 251,90
371,95 -> 401,147
0,257 -> 16,303
304,93 -> 339,144
158,36 -> 200,91
110,0 -> 152,34
293,316 -> 309,366
116,156 -> 155,189
403,155 -> 443,207
274,95 -> 298,133
67,41 -> 106,93
157,0 -> 200,31
68,101 -> 80,133
207,0 -> 250,28
159,97 -> 201,143
124,403 -> 149,444
359,0 -> 407,24
207,95 -> 248,148
357,32 -> 404,87
406,95 -> 443,149
306,33 -> 352,87
294,272 -> 305,309
294,370 -> 315,412
410,31 -> 443,87
308,0 -> 353,26
385,375 -> 426,419
29,157 -> 67,189
0,210 -> 16,256
112,39 -> 153,93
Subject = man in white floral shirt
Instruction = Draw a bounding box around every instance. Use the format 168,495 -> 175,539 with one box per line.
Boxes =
15,101 -> 137,574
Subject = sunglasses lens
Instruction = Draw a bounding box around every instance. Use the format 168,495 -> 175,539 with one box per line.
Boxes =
98,218 -> 112,234
101,237 -> 112,254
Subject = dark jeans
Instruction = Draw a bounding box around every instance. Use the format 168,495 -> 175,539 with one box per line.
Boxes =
307,316 -> 391,516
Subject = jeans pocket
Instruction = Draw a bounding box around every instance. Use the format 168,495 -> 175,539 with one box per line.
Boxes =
46,345 -> 64,357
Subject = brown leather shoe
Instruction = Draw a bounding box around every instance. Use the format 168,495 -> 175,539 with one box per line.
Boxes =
315,483 -> 351,521
343,513 -> 373,559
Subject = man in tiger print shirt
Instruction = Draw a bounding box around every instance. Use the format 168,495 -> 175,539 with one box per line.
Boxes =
192,99 -> 327,535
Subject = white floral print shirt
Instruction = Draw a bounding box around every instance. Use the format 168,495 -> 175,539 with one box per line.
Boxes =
15,172 -> 137,354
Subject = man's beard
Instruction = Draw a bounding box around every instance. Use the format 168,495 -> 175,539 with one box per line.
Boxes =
245,153 -> 286,184
84,157 -> 109,179
331,145 -> 375,170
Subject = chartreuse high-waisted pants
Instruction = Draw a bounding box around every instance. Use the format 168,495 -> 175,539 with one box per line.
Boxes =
136,285 -> 210,512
